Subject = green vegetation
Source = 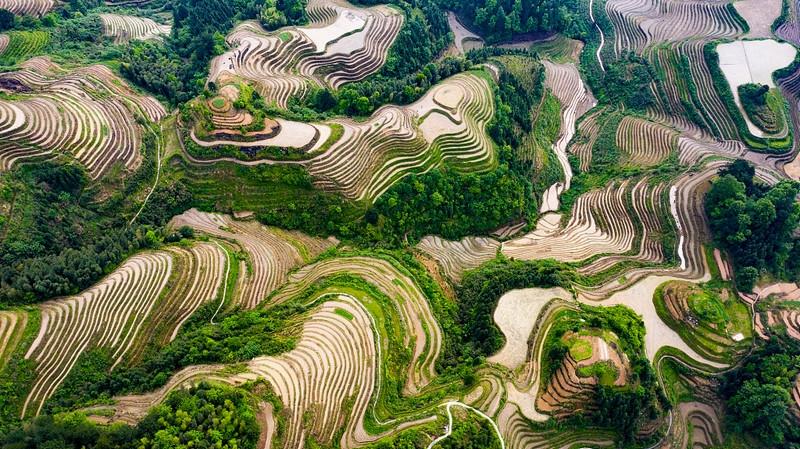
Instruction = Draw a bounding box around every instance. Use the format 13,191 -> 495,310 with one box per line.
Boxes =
565,337 -> 593,361
688,290 -> 728,326
456,257 -> 578,358
704,43 -> 793,152
45,302 -> 297,411
739,83 -> 787,135
2,383 -> 260,449
704,160 -> 800,292
442,0 -> 590,43
541,305 -> 667,443
362,165 -> 530,245
576,361 -> 618,386
0,160 -> 173,305
721,339 -> 800,448
653,281 -> 752,364
0,31 -> 49,66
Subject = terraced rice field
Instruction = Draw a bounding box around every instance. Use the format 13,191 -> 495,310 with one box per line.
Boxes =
209,0 -> 402,107
716,39 -> 797,138
22,252 -> 174,417
170,208 -> 337,309
616,115 -> 677,166
0,310 -> 27,365
0,0 -> 54,16
0,57 -> 166,179
270,256 -> 442,395
306,72 -> 496,200
539,61 -> 596,212
100,14 -> 171,44
0,31 -> 48,64
606,0 -> 743,55
93,295 -> 435,448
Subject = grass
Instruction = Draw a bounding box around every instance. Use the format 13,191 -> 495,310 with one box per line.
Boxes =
334,308 -> 354,320
566,337 -> 593,362
659,358 -> 693,404
210,97 -> 227,109
0,31 -> 49,66
576,361 -> 618,386
688,291 -> 728,326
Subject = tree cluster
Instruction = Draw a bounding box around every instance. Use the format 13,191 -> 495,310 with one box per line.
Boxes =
721,339 -> 800,447
704,160 -> 800,292
0,163 -> 161,305
1,383 -> 259,449
361,165 -> 530,245
442,0 -> 589,43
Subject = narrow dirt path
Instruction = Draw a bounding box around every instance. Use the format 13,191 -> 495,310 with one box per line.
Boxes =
210,240 -> 231,325
426,401 -> 505,449
589,0 -> 606,72
130,124 -> 163,226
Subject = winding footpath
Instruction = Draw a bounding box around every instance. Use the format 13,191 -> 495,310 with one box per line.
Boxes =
130,124 -> 163,226
589,0 -> 606,72
426,401 -> 506,449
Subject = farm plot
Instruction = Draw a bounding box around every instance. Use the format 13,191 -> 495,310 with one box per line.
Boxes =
100,14 -> 171,44
655,281 -> 752,363
188,84 -> 334,153
125,242 -> 227,363
776,0 -> 800,46
488,287 -> 572,371
606,0 -> 744,55
536,335 -> 629,419
539,61 -> 596,212
0,0 -> 54,16
648,41 -> 741,140
209,0 -> 402,108
416,235 -> 499,282
0,57 -> 167,179
96,295 -> 434,448
615,115 -> 677,166
733,0 -> 783,38
446,11 -> 483,54
170,208 -> 337,309
716,39 -> 797,138
306,72 -> 495,201
0,310 -> 28,365
0,31 -> 48,64
269,255 -> 442,395
502,178 -> 667,264
21,252 -> 173,418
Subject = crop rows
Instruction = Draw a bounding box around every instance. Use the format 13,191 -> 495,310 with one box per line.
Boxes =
100,14 -> 171,44
170,208 -> 337,309
416,235 -> 500,282
126,243 -> 226,363
767,310 -> 800,341
0,57 -> 166,179
776,0 -> 800,46
209,0 -> 402,108
0,0 -> 53,16
307,73 -> 495,200
270,256 -> 442,395
606,0 -> 743,55
540,61 -> 596,212
503,178 -> 663,263
0,31 -> 48,63
0,310 -> 27,365
497,401 -> 615,449
616,115 -> 676,166
103,295 -> 432,448
22,252 -> 173,417
677,402 -> 723,447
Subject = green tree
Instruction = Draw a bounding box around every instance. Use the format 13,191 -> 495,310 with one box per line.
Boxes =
729,380 -> 791,444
